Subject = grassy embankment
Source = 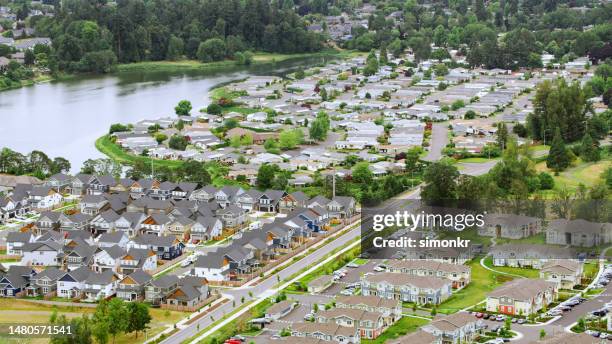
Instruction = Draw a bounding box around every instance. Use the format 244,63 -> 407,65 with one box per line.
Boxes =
116,49 -> 353,73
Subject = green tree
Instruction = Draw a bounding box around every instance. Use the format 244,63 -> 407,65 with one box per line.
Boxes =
363,50 -> 379,76
155,133 -> 168,144
580,132 -> 600,162
422,161 -> 459,206
546,127 -> 570,172
256,164 -> 278,189
352,161 -> 373,184
207,103 -> 223,115
309,111 -> 330,141
379,45 -> 388,65
126,302 -> 152,338
295,69 -> 305,79
169,135 -> 189,150
405,147 -> 421,172
539,329 -> 546,340
197,38 -> 226,62
497,122 -> 508,149
175,100 -> 192,116
464,110 -> 476,119
538,172 -> 555,190
279,128 -> 303,150
434,63 -> 448,77
166,35 -> 184,60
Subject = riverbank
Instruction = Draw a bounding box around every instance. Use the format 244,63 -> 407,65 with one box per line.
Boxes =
116,49 -> 355,73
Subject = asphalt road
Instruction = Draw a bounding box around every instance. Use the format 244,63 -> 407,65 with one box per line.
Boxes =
160,188 -> 422,344
423,123 -> 449,162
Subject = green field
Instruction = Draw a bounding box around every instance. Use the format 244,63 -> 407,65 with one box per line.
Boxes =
436,258 -> 513,314
482,256 -> 540,278
495,233 -> 547,246
361,316 -> 430,344
95,135 -> 186,169
535,157 -> 611,191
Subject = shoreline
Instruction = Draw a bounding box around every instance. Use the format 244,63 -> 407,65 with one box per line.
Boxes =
0,49 -> 353,93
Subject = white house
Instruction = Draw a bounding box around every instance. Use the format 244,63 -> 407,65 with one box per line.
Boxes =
20,242 -> 61,266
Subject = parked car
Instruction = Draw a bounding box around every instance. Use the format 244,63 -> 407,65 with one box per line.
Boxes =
180,259 -> 192,268
346,262 -> 359,268
373,266 -> 385,272
483,314 -> 491,319
231,336 -> 246,342
485,339 -> 504,344
475,312 -> 484,318
496,315 -> 506,321
304,313 -> 314,321
340,289 -> 354,296
511,318 -> 517,323
517,319 -> 526,324
585,330 -> 600,338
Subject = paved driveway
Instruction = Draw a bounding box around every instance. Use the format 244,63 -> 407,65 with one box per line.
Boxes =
423,123 -> 449,162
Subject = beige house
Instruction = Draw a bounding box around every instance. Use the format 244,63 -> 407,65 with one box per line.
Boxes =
486,279 -> 557,316
385,260 -> 471,289
421,312 -> 484,344
539,260 -> 583,289
316,308 -> 385,339
335,295 -> 402,325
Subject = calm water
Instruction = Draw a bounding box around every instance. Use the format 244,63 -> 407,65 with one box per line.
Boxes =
0,56 -> 332,171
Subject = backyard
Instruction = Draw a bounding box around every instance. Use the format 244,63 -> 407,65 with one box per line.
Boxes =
435,258 -> 513,314
361,316 -> 430,344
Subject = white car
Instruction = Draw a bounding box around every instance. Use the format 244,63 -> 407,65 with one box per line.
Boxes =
373,266 -> 385,272
340,289 -> 354,296
484,339 -> 504,344
180,259 -> 192,268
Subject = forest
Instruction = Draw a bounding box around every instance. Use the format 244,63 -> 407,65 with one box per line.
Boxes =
29,0 -> 326,72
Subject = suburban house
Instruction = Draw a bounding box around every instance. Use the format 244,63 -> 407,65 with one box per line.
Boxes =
26,267 -> 63,297
335,295 -> 402,326
56,266 -> 91,298
486,279 -> 557,316
539,260 -> 583,289
116,269 -> 152,301
546,219 -> 612,247
479,213 -> 542,239
131,234 -> 184,260
291,322 -> 360,344
316,308 -> 386,339
0,265 -> 35,297
6,232 -> 35,256
490,244 -> 575,269
421,312 -> 483,344
385,260 -> 471,289
145,274 -> 179,305
361,273 -> 452,305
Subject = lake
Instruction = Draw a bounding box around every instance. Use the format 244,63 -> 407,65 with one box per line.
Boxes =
0,56 -> 332,172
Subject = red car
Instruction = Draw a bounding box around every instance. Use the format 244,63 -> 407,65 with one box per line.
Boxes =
475,313 -> 484,318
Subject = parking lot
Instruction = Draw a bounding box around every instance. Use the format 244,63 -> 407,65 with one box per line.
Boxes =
320,259 -> 383,297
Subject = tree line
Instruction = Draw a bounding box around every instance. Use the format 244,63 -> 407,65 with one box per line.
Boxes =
49,298 -> 152,344
340,0 -> 612,69
0,147 -> 71,179
30,0 -> 325,73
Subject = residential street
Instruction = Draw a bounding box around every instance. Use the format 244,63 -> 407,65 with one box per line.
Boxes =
158,187 -> 422,344
423,123 -> 449,162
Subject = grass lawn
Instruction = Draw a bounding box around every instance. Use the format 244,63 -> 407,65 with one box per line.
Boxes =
352,258 -> 369,265
96,135 -> 185,169
583,261 -> 600,280
114,308 -> 186,344
439,229 -> 493,249
361,316 -> 430,344
534,157 -> 610,191
482,256 -> 540,278
436,258 -> 513,314
495,233 -> 546,246
0,299 -> 186,344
